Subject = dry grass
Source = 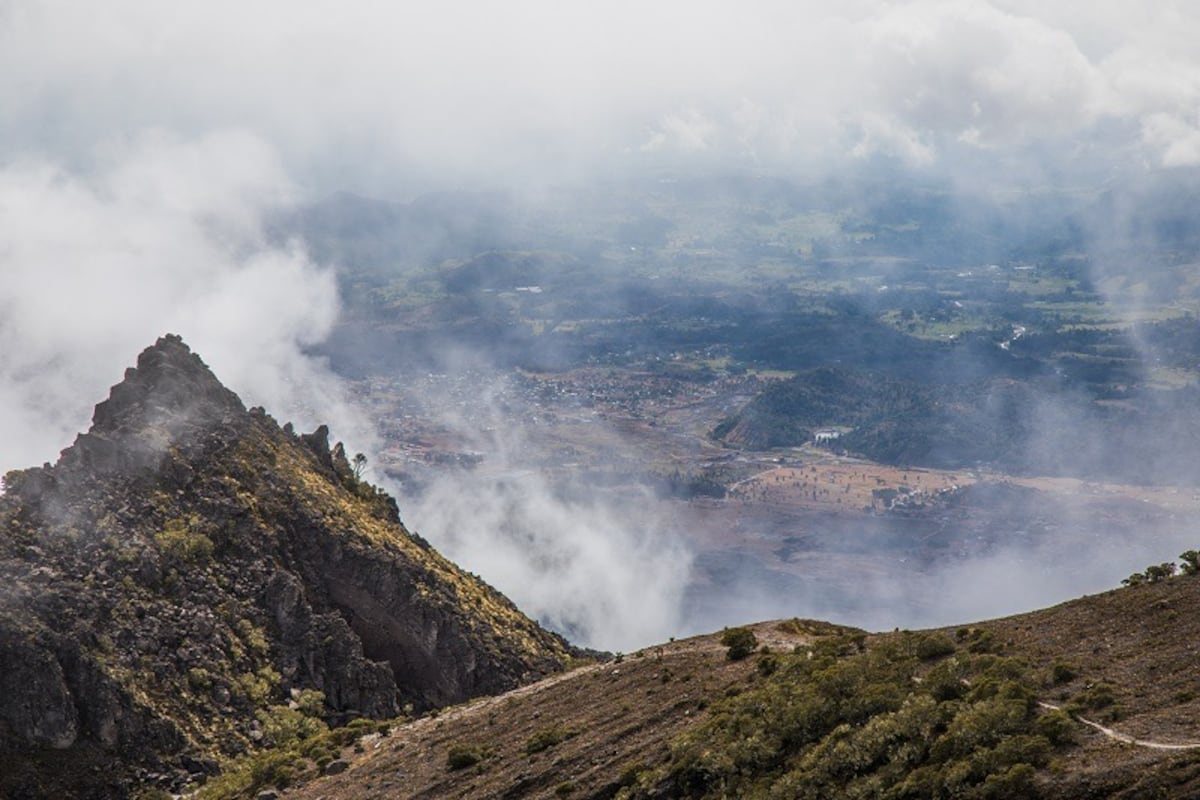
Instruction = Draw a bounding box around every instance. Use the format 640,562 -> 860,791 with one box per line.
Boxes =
276,623 -> 814,800
269,579 -> 1200,799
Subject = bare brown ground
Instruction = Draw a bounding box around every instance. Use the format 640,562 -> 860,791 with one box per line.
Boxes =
282,622 -> 811,800
265,574 -> 1200,800
727,451 -> 1200,519
729,456 -> 970,512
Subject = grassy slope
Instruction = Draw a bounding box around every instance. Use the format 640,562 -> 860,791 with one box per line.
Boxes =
268,578 -> 1200,800
271,623 -> 811,800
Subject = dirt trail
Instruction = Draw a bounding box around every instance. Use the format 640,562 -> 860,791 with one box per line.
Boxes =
284,629 -> 811,800
1038,702 -> 1200,751
414,627 -> 810,731
402,659 -> 612,732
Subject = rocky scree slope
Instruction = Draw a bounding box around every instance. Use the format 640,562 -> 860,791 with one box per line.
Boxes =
0,334 -> 569,797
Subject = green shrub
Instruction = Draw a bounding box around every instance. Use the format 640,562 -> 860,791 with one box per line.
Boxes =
446,744 -> 487,770
525,726 -> 578,755
910,632 -> 956,661
194,749 -> 299,798
966,629 -> 997,654
154,518 -> 214,564
235,618 -> 271,658
1085,683 -> 1115,709
1145,563 -> 1177,582
642,641 -> 1067,799
720,627 -> 758,661
131,790 -> 173,800
294,688 -> 326,717
925,658 -> 969,702
234,669 -> 278,706
1034,709 -> 1076,745
1049,662 -> 1077,685
257,704 -> 327,748
617,761 -> 648,787
776,618 -> 860,638
1066,682 -> 1116,714
195,716 -> 390,800
973,762 -> 1037,799
187,667 -> 212,691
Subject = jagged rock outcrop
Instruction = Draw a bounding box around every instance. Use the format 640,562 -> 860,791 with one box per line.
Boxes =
0,334 -> 570,797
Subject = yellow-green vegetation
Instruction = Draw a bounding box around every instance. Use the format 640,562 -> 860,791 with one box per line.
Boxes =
257,428 -> 568,665
195,716 -> 391,799
718,626 -> 758,661
235,618 -> 272,659
1063,683 -> 1119,720
153,517 -> 214,565
233,666 -> 281,706
775,618 -> 860,638
877,308 -> 985,341
1122,549 -> 1200,586
623,632 -> 1069,799
447,743 -> 492,771
525,725 -> 580,755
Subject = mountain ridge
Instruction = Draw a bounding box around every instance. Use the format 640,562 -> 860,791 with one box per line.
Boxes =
0,334 -> 570,798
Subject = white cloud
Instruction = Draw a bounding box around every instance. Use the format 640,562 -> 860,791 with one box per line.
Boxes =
0,130 -> 368,473
1141,112 -> 1200,167
412,468 -> 691,651
3,2 -> 1200,191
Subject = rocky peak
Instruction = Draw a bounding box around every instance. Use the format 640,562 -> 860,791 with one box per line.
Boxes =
91,333 -> 244,436
0,335 -> 571,798
51,334 -> 245,480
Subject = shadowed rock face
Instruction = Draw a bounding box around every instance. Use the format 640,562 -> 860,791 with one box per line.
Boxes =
0,334 -> 569,797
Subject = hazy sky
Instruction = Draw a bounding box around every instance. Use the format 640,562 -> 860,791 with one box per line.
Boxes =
3,1 -> 1200,197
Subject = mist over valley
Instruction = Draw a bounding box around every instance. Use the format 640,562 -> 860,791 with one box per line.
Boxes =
280,174 -> 1200,647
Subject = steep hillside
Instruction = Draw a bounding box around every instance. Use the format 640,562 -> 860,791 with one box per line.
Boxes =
0,335 -> 570,798
276,576 -> 1200,800
279,622 -> 830,800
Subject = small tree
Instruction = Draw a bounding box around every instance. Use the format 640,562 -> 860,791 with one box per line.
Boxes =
1180,550 -> 1200,576
720,626 -> 758,661
352,453 -> 367,479
1145,563 -> 1177,583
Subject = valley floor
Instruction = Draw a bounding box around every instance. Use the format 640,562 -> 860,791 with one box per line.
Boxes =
356,367 -> 1200,634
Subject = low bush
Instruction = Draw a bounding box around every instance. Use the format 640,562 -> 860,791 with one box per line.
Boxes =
628,637 -> 1072,799
720,627 -> 758,661
525,726 -> 578,755
1050,662 -> 1077,685
909,632 -> 956,661
446,744 -> 487,770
